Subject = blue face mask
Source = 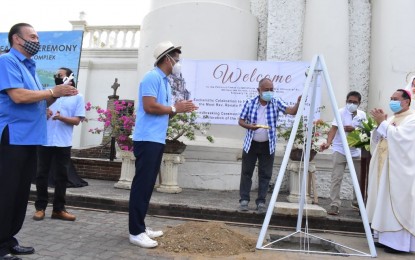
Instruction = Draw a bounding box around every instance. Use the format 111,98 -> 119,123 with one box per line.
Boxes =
261,91 -> 274,102
389,100 -> 403,113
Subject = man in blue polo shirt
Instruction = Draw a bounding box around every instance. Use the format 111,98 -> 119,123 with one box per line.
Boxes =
128,41 -> 198,248
0,23 -> 77,260
32,67 -> 85,222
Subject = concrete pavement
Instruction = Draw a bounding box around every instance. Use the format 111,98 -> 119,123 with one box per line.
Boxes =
29,179 -> 364,233
18,204 -> 413,259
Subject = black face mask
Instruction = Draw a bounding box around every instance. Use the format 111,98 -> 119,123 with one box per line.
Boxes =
18,35 -> 40,56
54,77 -> 64,85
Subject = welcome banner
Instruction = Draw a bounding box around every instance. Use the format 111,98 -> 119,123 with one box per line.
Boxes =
179,59 -> 321,126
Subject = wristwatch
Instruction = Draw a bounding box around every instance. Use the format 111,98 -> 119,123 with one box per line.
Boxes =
171,105 -> 176,113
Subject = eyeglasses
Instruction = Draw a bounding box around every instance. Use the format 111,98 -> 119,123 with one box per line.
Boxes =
346,101 -> 359,105
53,73 -> 63,79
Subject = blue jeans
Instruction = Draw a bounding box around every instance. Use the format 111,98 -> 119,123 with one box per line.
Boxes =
239,141 -> 274,205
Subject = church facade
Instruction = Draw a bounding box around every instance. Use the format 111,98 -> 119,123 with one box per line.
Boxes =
72,0 -> 414,194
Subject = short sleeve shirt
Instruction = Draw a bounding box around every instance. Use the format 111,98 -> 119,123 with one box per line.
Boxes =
132,67 -> 172,144
239,96 -> 288,154
44,94 -> 85,147
0,48 -> 47,145
331,107 -> 367,157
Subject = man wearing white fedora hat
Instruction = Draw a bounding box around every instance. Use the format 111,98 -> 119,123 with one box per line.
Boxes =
129,41 -> 198,248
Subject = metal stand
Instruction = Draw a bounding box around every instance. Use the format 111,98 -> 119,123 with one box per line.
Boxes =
256,55 -> 377,257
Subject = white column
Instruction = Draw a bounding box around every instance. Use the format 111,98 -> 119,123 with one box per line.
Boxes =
286,161 -> 315,204
157,154 -> 185,193
73,59 -> 92,148
302,0 -> 349,119
114,150 -> 136,189
369,0 -> 415,111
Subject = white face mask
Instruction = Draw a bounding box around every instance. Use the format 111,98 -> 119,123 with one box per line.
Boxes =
167,55 -> 182,76
172,61 -> 181,76
346,103 -> 358,113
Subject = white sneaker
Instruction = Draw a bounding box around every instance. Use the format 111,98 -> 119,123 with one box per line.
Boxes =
129,233 -> 158,248
145,227 -> 163,238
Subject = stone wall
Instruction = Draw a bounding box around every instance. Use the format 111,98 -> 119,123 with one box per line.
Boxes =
250,0 -> 267,60
179,144 -> 359,200
70,143 -> 359,200
349,0 -> 371,112
265,0 -> 305,61
250,0 -> 372,113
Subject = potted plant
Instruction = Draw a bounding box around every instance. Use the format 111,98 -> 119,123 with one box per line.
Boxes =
85,100 -> 136,189
85,100 -> 135,151
85,102 -> 214,191
278,116 -> 330,203
156,112 -> 214,193
277,116 -> 330,161
346,116 -> 377,152
347,116 -> 377,199
86,103 -> 214,152
165,111 -> 214,154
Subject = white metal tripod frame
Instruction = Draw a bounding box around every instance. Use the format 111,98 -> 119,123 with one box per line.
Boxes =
255,55 -> 377,257
261,230 -> 370,257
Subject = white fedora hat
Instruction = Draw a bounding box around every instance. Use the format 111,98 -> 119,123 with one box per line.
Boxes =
153,41 -> 181,66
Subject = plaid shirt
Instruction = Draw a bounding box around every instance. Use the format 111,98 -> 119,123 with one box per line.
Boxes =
240,96 -> 288,154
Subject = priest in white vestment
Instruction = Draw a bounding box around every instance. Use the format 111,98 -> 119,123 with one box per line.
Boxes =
366,89 -> 415,253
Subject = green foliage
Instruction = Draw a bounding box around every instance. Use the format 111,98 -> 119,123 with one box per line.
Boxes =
277,117 -> 330,152
167,112 -> 214,143
346,117 -> 377,151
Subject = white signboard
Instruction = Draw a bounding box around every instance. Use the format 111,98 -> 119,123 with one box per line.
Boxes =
177,59 -> 320,126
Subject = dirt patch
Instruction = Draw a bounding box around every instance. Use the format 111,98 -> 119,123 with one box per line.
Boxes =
156,221 -> 256,257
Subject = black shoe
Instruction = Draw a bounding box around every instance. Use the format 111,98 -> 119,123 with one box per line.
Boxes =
257,203 -> 267,214
351,201 -> 359,211
327,205 -> 339,215
374,242 -> 386,248
9,245 -> 35,255
238,200 -> 249,211
384,246 -> 405,254
0,254 -> 22,260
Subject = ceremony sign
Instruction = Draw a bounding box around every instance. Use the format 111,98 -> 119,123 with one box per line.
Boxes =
180,60 -> 321,125
0,30 -> 83,89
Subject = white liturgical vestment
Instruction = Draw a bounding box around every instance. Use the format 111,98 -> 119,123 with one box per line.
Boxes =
366,110 -> 415,252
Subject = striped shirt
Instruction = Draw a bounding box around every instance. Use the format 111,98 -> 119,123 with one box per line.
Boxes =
240,96 -> 288,154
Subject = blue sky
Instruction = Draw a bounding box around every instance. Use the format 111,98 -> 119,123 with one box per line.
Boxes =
0,0 -> 150,33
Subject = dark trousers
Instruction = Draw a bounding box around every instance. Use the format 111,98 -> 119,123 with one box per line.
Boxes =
35,146 -> 71,212
239,141 -> 274,205
0,129 -> 36,256
129,141 -> 164,235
